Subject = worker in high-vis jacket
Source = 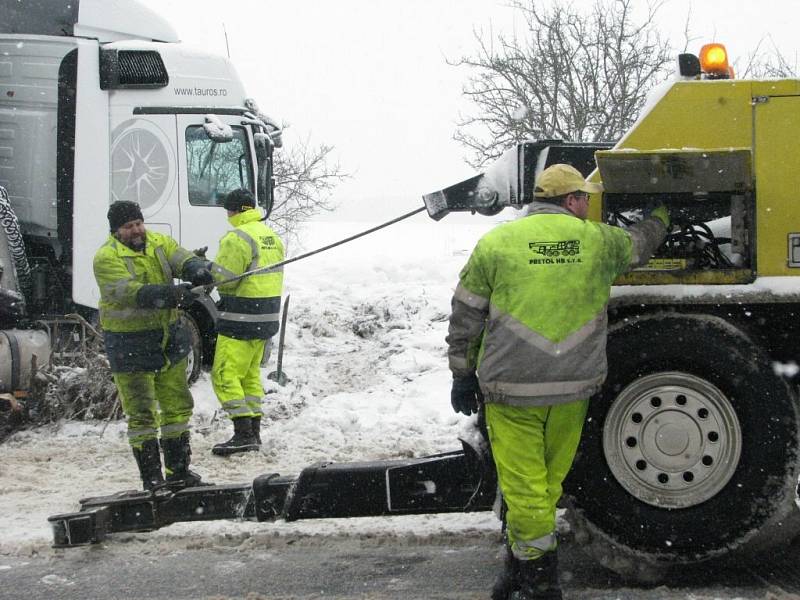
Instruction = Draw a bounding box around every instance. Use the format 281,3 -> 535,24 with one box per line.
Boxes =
446,164 -> 669,600
93,200 -> 214,491
210,189 -> 284,456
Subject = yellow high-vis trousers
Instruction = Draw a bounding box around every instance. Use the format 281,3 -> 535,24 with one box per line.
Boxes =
113,357 -> 193,448
485,398 -> 589,559
211,334 -> 266,419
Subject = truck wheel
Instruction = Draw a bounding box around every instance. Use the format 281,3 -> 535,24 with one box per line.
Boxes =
564,313 -> 800,581
180,313 -> 203,385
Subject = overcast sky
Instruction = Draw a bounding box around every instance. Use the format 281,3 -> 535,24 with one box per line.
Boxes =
138,0 -> 798,219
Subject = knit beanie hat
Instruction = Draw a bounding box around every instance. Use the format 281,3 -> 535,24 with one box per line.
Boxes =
222,189 -> 256,212
107,201 -> 144,232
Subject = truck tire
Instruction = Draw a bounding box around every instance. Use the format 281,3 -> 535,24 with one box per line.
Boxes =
564,313 -> 800,581
180,313 -> 203,385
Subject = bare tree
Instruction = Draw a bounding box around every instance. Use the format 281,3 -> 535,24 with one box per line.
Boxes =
452,0 -> 673,168
269,133 -> 348,244
737,37 -> 798,79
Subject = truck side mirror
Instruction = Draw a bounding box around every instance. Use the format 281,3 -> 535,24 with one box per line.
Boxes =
253,132 -> 272,162
203,115 -> 234,143
253,133 -> 274,216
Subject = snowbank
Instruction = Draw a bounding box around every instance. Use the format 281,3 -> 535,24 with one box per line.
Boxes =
0,216 -> 500,555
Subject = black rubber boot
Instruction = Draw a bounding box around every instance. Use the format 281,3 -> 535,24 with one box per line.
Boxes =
132,438 -> 165,491
511,552 -> 562,600
212,417 -> 260,456
491,544 -> 519,600
162,432 -> 207,489
251,416 -> 262,445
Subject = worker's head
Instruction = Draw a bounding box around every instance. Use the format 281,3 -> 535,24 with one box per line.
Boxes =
222,188 -> 256,217
108,201 -> 146,251
533,163 -> 602,220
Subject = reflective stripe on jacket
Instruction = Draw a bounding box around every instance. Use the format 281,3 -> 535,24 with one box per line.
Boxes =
212,209 -> 284,340
94,230 -> 195,333
94,231 -> 199,372
447,201 -> 666,407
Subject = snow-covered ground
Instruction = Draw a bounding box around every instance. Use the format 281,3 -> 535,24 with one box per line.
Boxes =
0,214 -> 504,556
5,213 -> 800,599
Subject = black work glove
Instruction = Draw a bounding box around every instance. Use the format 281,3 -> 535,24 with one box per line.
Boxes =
136,283 -> 196,309
173,283 -> 198,308
182,258 -> 214,286
192,246 -> 208,259
190,266 -> 213,286
450,373 -> 483,416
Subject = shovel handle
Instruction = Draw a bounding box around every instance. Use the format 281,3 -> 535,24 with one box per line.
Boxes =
275,294 -> 290,376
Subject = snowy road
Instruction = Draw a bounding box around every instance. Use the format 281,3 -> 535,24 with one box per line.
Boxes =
1,527 -> 798,599
4,219 -> 800,599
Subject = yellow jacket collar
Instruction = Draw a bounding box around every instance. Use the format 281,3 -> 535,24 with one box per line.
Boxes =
228,208 -> 263,228
107,232 -> 158,257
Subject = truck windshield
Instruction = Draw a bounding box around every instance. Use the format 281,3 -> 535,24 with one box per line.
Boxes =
185,125 -> 254,206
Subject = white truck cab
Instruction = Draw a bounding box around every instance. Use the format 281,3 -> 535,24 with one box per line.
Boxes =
0,0 -> 280,383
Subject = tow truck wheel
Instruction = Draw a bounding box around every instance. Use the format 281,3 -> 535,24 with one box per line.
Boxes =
564,313 -> 800,582
180,313 -> 203,385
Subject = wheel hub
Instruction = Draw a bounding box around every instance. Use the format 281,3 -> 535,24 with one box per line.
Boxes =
653,419 -> 691,456
602,372 -> 742,509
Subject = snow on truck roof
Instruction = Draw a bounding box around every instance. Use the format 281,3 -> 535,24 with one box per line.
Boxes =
2,0 -> 179,43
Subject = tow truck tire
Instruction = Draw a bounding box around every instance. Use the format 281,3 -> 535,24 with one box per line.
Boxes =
180,313 -> 203,385
564,313 -> 800,581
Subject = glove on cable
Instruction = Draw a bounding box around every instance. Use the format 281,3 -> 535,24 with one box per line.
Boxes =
190,267 -> 213,286
183,258 -> 214,286
450,373 -> 484,416
173,283 -> 198,308
136,283 -> 196,309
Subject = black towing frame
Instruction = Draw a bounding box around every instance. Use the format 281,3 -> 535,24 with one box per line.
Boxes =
48,438 -> 496,547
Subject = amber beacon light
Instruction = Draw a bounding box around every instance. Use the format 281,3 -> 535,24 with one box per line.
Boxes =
699,43 -> 733,79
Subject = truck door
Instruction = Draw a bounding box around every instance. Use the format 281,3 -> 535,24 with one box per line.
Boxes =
753,94 -> 800,276
176,113 -> 256,258
109,114 -> 180,239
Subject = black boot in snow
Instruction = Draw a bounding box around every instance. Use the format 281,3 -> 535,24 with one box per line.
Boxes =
251,416 -> 262,445
132,438 -> 165,491
162,432 -> 207,489
492,544 -> 519,600
212,417 -> 260,456
511,552 -> 562,600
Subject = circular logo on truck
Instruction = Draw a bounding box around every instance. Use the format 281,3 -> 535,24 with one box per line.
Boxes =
110,119 -> 175,216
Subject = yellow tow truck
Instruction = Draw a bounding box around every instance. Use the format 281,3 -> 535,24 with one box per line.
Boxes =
565,42 -> 800,580
423,41 -> 800,580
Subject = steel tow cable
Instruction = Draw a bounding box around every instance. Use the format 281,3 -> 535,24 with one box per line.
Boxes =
191,206 -> 427,293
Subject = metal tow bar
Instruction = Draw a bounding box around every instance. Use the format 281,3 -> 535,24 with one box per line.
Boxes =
48,438 -> 496,547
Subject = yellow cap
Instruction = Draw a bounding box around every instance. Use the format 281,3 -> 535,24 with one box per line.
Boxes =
533,164 -> 603,199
